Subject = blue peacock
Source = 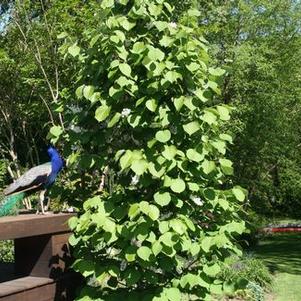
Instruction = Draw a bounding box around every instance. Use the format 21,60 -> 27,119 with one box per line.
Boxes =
0,146 -> 64,217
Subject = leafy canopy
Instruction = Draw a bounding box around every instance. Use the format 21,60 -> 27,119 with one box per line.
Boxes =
54,0 -> 246,300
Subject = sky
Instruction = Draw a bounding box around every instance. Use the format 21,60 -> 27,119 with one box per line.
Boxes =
0,5 -> 11,33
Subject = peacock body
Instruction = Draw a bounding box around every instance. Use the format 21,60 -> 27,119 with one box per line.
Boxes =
0,146 -> 64,217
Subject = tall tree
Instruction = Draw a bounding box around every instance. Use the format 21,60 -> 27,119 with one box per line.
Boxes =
200,0 -> 301,215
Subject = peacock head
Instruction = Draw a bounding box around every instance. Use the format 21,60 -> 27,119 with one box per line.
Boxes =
47,146 -> 65,170
47,145 -> 60,158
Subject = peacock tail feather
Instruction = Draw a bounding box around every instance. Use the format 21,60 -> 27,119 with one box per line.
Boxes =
0,192 -> 26,217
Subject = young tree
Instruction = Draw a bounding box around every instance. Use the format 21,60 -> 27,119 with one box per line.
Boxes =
55,1 -> 246,300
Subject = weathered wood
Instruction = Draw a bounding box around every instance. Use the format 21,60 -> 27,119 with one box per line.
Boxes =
0,213 -> 80,301
0,277 -> 54,299
14,232 -> 72,278
0,213 -> 73,240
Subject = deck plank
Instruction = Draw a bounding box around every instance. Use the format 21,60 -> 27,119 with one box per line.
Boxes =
0,276 -> 54,297
0,213 -> 74,240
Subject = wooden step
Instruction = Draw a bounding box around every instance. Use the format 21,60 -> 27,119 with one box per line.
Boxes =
0,276 -> 55,300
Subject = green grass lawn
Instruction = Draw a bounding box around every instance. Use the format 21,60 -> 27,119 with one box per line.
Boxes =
253,233 -> 301,301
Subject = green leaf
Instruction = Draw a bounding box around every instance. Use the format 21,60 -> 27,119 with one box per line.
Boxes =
194,89 -> 208,102
160,35 -> 174,47
232,187 -> 246,202
154,192 -> 171,206
188,182 -> 199,192
128,203 -> 140,219
119,63 -> 132,77
174,96 -> 184,111
159,221 -> 169,234
153,21 -> 168,31
217,105 -> 230,121
68,234 -> 80,246
156,130 -> 171,143
165,288 -> 181,301
187,62 -> 200,72
170,178 -> 185,193
203,263 -> 221,277
148,162 -> 165,178
95,105 -> 111,122
183,121 -> 200,136
137,246 -> 152,261
152,241 -> 162,256
57,32 -> 68,39
108,112 -> 121,128
187,8 -> 201,17
116,76 -> 131,87
219,158 -> 233,175
202,111 -> 217,125
132,42 -> 146,54
170,219 -> 186,235
208,80 -> 220,94
131,159 -> 148,175
68,216 -> 78,230
209,67 -> 225,77
146,99 -> 158,112
190,243 -> 200,256
160,232 -> 174,247
186,149 -> 204,162
162,145 -> 177,160
220,133 -> 233,143
162,71 -> 182,84
50,125 -> 63,137
73,259 -> 94,277
127,114 -> 141,128
125,246 -> 136,262
101,0 -> 114,9
75,85 -> 84,98
148,204 -> 160,221
68,43 -> 80,57
148,46 -> 165,62
118,16 -> 135,31
148,3 -> 162,17
83,85 -> 95,100
219,199 -> 229,210
184,97 -> 197,111
139,201 -> 150,215
201,160 -> 216,174
211,140 -> 226,154
120,150 -> 133,170
201,237 -> 212,253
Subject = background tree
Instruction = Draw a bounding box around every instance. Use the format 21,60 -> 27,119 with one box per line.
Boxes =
199,0 -> 301,216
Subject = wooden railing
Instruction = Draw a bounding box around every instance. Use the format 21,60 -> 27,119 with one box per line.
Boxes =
0,213 -> 81,301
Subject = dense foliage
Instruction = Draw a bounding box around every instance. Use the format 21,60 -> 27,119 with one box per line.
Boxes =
1,1 -> 301,216
199,0 -> 301,216
49,1 -> 247,300
1,0 -> 301,299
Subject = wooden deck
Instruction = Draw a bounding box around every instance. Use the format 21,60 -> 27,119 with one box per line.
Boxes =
0,213 -> 81,301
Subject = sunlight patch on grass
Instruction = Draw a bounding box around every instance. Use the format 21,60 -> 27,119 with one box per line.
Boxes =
273,273 -> 301,301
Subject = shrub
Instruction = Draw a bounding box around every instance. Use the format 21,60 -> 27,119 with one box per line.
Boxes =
55,0 -> 246,300
0,240 -> 14,263
219,255 -> 272,289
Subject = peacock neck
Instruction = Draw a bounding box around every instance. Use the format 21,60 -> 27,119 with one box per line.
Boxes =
46,150 -> 63,187
50,153 -> 63,175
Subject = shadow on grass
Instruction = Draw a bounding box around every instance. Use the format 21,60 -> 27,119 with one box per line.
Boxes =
253,233 -> 301,275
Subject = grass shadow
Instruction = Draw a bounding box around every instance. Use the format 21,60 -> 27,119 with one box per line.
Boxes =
253,233 -> 301,275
